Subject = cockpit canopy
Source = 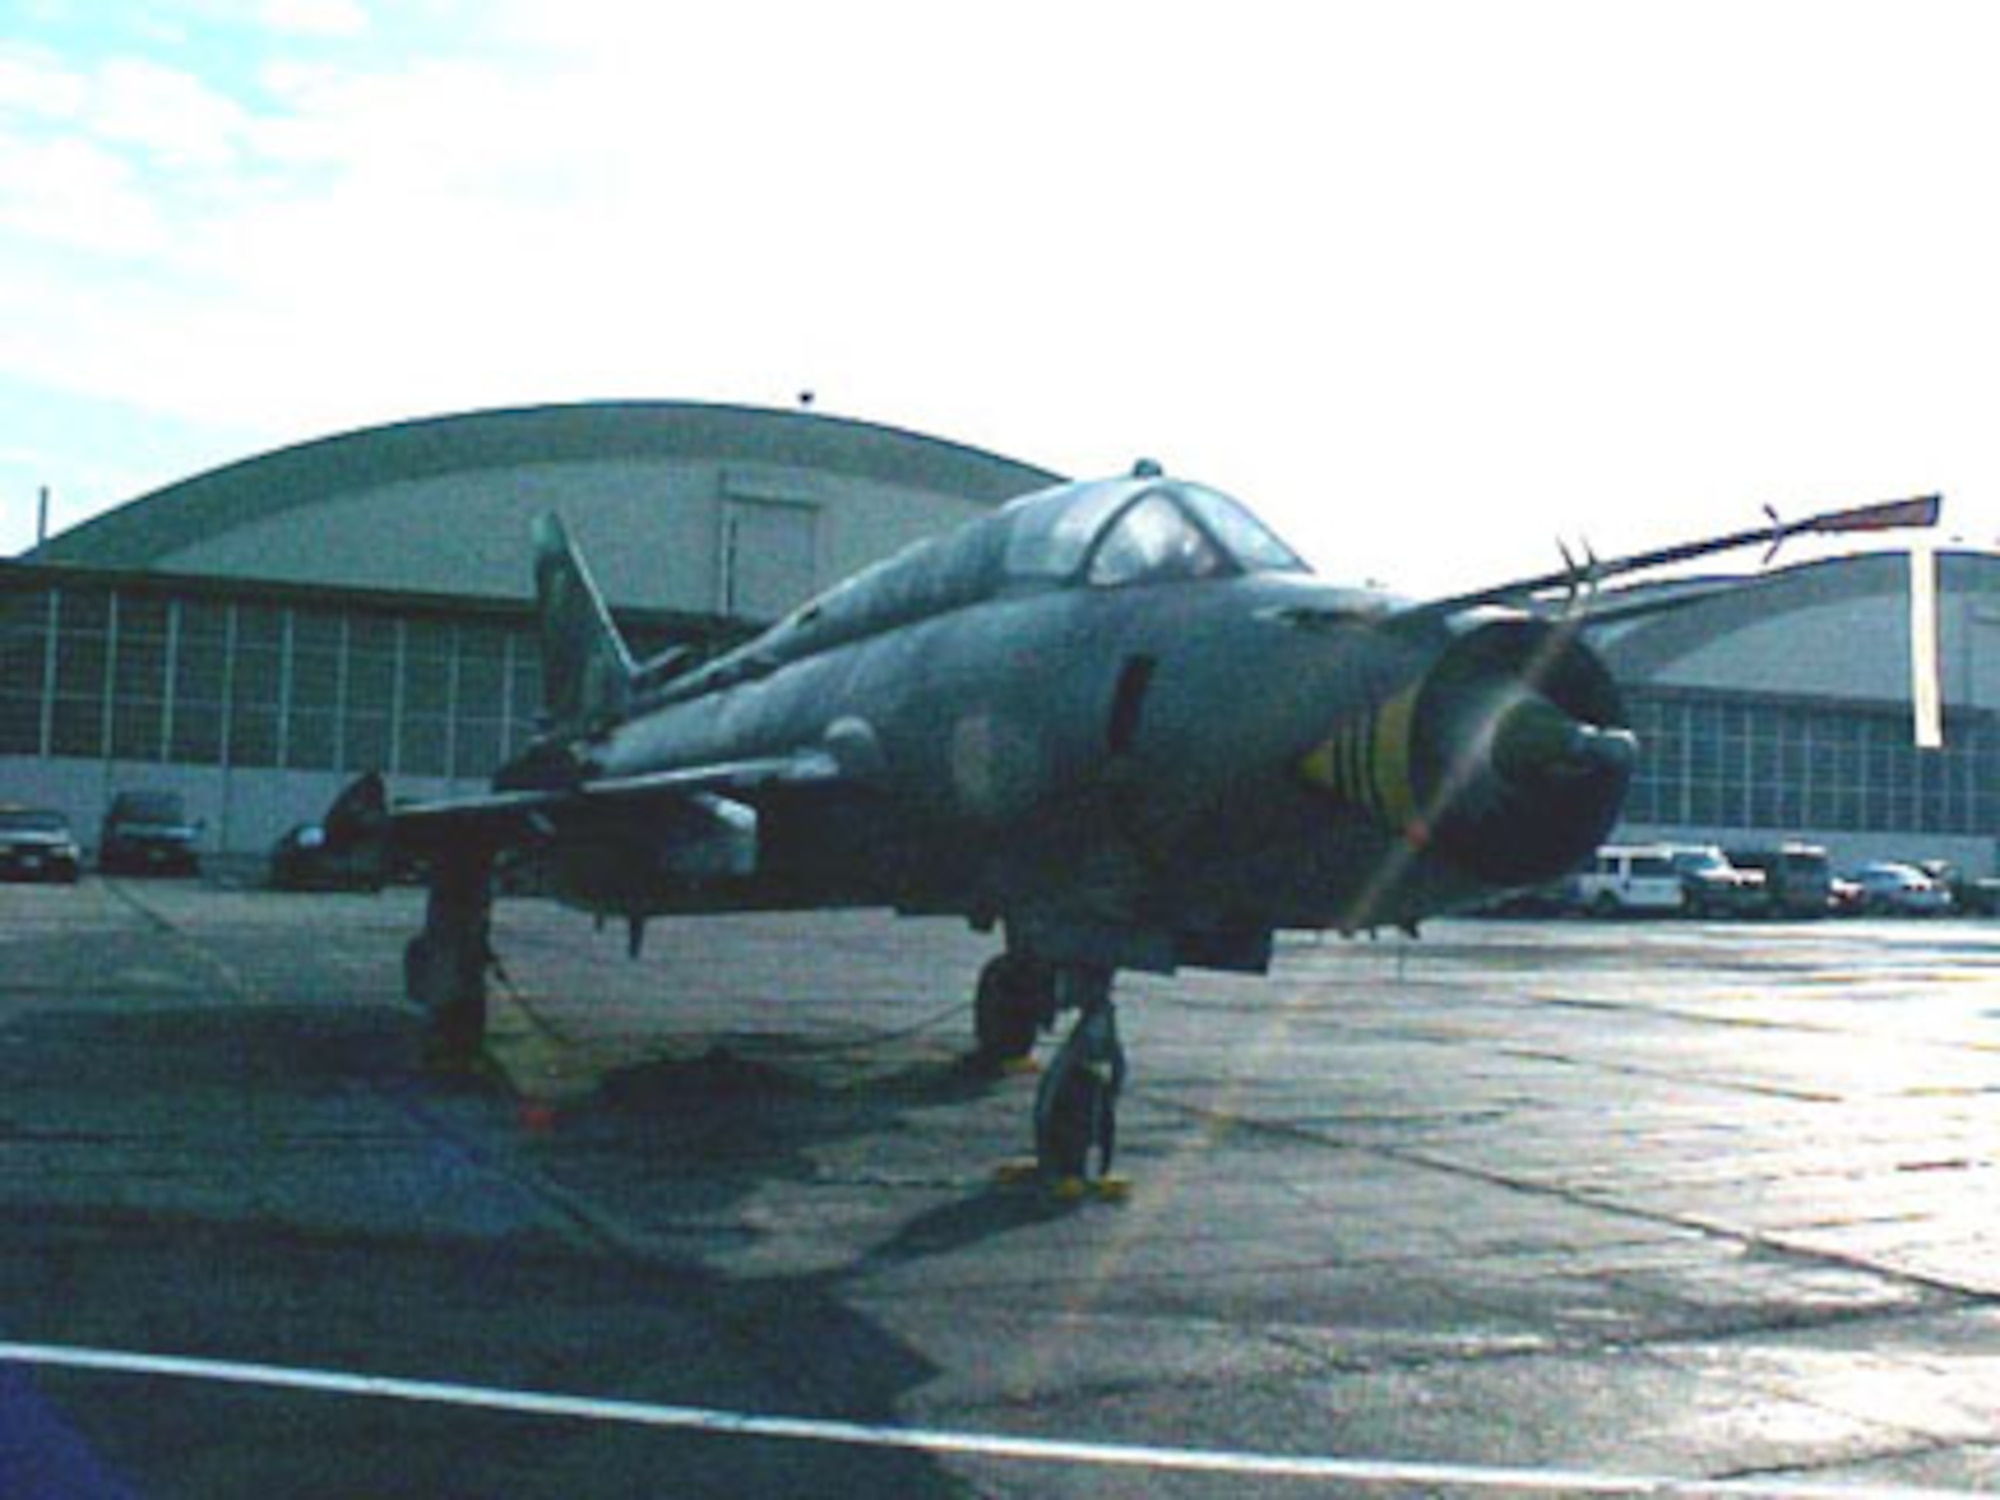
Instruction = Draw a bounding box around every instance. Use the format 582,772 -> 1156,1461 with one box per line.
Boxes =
673,476 -> 1311,695
1002,479 -> 1308,586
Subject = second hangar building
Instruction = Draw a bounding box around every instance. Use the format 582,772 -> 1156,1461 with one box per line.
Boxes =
2,399 -> 1995,877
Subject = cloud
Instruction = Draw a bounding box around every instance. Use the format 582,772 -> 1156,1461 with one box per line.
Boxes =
89,57 -> 250,170
258,0 -> 372,39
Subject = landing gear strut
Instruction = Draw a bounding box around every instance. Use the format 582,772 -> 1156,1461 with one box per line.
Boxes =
1033,966 -> 1125,1183
403,849 -> 494,1066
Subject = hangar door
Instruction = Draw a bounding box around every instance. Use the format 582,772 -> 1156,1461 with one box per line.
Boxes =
720,498 -> 818,621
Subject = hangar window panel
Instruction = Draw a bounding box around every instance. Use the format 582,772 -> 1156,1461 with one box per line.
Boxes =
346,651 -> 396,717
114,634 -> 166,703
399,717 -> 448,776
230,709 -> 279,768
234,603 -> 284,649
0,696 -> 39,755
1688,784 -> 1721,825
57,589 -> 110,634
456,649 -> 504,705
176,600 -> 229,642
0,591 -> 50,701
452,719 -> 504,779
1919,786 -> 1947,835
289,646 -> 341,716
1748,785 -> 1783,828
288,712 -> 337,771
403,619 -> 454,662
1716,783 -> 1749,828
116,595 -> 169,640
509,656 -> 544,732
349,615 -> 397,653
49,696 -> 104,758
1624,781 -> 1658,822
292,610 -> 343,652
111,699 -> 163,762
170,706 -> 222,764
173,641 -> 228,709
233,643 -> 281,701
54,635 -> 107,702
1887,789 -> 1916,830
1976,791 -> 2000,832
402,653 -> 451,717
344,713 -> 391,772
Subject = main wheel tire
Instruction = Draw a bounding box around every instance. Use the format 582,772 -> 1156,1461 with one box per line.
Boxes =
974,954 -> 1046,1063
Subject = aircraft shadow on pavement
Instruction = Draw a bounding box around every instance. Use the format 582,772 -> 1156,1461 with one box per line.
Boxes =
0,992 -> 980,1498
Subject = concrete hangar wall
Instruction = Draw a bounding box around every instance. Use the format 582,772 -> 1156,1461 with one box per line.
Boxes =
0,402 -> 1063,863
1602,550 -> 2000,873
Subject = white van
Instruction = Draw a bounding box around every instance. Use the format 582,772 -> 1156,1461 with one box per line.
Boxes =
1572,845 -> 1686,916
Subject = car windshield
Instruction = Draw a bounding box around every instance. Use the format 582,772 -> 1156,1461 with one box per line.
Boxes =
1671,851 -> 1723,874
0,810 -> 67,834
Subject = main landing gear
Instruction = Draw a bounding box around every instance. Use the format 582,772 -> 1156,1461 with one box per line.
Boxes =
975,954 -> 1127,1188
403,850 -> 495,1068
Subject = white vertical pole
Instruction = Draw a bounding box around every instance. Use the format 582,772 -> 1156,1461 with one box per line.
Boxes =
1910,543 -> 1943,750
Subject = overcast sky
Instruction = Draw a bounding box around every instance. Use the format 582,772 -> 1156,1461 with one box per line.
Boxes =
2,0 -> 1993,594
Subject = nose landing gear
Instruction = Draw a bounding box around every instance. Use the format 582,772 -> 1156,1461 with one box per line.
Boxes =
978,957 -> 1127,1194
1034,968 -> 1125,1187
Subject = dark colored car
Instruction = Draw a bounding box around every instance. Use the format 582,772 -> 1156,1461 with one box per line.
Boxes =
1665,845 -> 1768,918
99,791 -> 202,876
1726,843 -> 1833,917
1918,860 -> 2000,916
0,806 -> 82,884
269,821 -> 383,892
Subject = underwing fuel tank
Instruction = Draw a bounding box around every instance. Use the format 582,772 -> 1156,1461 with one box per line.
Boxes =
1300,616 -> 1634,891
548,792 -> 759,912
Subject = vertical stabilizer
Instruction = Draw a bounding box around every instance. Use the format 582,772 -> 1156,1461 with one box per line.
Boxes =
533,513 -> 635,734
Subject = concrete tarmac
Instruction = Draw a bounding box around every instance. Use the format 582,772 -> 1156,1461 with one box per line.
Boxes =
3,878 -> 2000,1496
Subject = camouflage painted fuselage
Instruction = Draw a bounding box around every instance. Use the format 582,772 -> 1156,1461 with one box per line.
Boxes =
517,477 -> 1629,974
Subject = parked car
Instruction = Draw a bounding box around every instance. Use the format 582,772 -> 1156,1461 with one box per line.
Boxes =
1845,861 -> 1953,916
1664,845 -> 1768,918
1571,845 -> 1686,916
1917,860 -> 2000,916
98,790 -> 202,876
0,806 -> 82,884
1828,874 -> 1866,916
1726,843 -> 1833,918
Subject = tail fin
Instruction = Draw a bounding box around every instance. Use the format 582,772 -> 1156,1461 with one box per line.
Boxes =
533,513 -> 635,734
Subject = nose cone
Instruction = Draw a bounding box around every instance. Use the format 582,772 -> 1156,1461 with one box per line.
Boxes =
1491,698 -> 1639,784
1298,618 -> 1636,893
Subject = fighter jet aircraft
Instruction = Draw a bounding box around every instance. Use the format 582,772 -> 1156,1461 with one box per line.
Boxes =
326,466 -> 1937,1183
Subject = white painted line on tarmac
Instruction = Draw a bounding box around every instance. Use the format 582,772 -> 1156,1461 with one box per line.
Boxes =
0,1339 -> 1970,1498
